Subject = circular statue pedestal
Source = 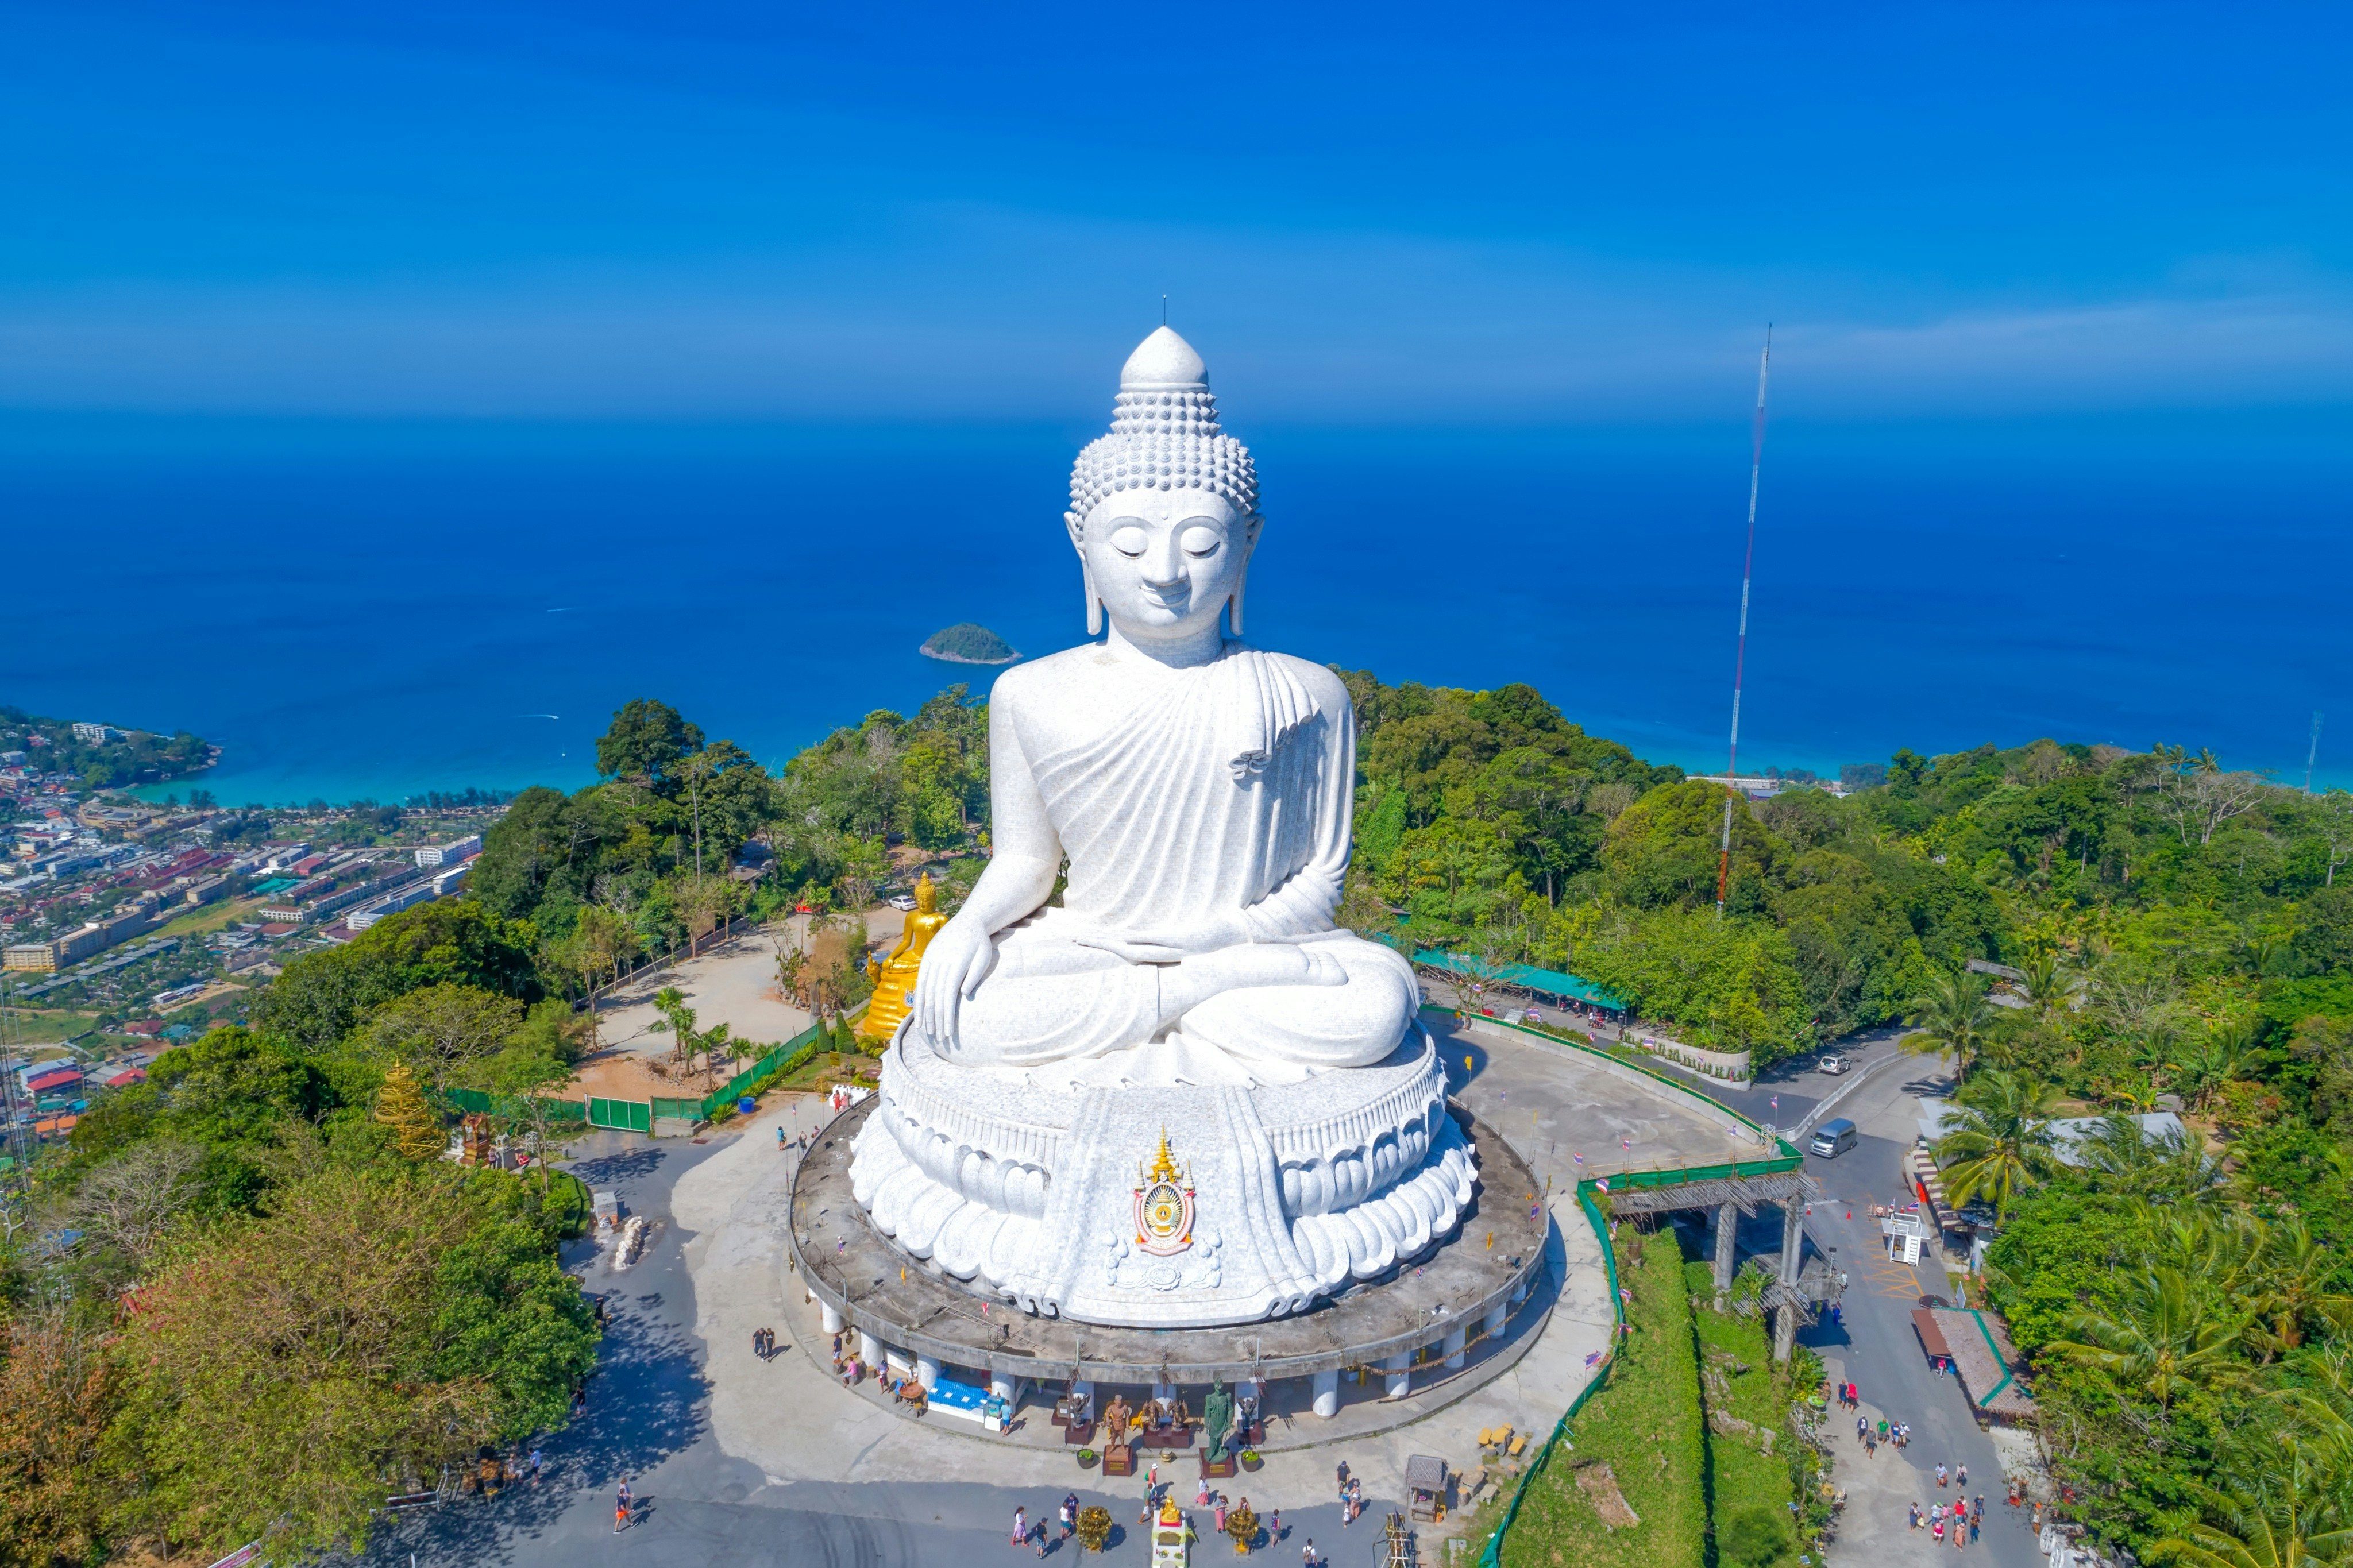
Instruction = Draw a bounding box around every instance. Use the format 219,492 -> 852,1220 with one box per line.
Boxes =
792,1097 -> 1549,1395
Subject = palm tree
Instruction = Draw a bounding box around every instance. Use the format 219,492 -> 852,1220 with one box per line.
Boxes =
2046,1266 -> 2247,1413
2172,1019 -> 2264,1115
2079,1118 -> 2227,1199
2017,949 -> 2075,1019
2245,1217 -> 2353,1361
2148,1436 -> 2353,1567
1903,968 -> 2003,1079
1931,1069 -> 2061,1219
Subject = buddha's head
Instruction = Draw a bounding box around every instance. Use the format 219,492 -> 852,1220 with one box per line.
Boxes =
1067,327 -> 1261,644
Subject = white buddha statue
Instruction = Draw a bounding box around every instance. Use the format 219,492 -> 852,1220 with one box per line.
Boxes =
850,328 -> 1473,1327
910,325 -> 1418,1089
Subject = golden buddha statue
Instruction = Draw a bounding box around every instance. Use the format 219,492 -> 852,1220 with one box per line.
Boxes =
858,871 -> 948,1047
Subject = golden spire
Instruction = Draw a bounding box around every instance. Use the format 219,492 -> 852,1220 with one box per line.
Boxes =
1141,1128 -> 1187,1187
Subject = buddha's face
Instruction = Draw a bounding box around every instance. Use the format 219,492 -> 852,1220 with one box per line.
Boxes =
1074,487 -> 1254,644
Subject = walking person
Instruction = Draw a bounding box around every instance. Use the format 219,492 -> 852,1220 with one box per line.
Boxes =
1937,1462 -> 1949,1488
1957,1463 -> 1968,1489
528,1447 -> 543,1487
1013,1505 -> 1028,1550
1302,1540 -> 1317,1568
1270,1508 -> 1280,1543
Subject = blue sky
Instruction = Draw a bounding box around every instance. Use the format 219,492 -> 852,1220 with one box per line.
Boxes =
3,1 -> 2348,425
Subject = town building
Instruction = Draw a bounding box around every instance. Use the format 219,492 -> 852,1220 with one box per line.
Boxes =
414,834 -> 483,867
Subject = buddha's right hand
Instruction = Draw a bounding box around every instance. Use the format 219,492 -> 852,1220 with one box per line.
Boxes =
912,913 -> 997,1049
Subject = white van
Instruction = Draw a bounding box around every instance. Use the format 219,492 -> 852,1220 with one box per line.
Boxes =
1809,1118 -> 1859,1158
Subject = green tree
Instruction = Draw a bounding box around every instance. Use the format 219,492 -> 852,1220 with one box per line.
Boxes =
109,1163 -> 598,1560
2147,1439 -> 2353,1568
1602,778 -> 1779,913
595,698 -> 705,787
2045,1266 -> 2246,1413
252,900 -> 541,1052
358,983 -> 526,1095
1930,1069 -> 2060,1219
1901,968 -> 2003,1079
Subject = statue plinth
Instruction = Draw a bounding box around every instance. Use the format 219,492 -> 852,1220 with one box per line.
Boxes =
850,1021 -> 1476,1327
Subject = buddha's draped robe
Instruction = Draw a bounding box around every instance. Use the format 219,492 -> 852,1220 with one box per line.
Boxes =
934,646 -> 1416,1085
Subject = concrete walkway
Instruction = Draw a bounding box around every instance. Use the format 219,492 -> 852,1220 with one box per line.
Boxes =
360,1019 -> 1789,1566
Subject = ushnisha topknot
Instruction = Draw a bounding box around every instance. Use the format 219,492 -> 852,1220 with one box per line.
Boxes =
1067,326 -> 1259,530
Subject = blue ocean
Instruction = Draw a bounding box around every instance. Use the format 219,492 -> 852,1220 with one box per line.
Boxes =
6,408 -> 2349,805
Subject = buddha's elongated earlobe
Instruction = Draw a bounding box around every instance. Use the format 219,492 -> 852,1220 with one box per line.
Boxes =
1067,510 -> 1104,636
1229,512 -> 1262,638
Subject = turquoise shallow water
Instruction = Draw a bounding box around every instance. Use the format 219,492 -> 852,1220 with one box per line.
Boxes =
5,410 -> 2349,805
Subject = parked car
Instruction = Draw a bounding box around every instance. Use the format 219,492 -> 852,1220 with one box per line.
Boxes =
1818,1054 -> 1850,1075
886,894 -> 919,912
1809,1118 -> 1859,1158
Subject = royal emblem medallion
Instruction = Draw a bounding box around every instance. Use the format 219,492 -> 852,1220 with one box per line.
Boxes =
1132,1130 -> 1195,1257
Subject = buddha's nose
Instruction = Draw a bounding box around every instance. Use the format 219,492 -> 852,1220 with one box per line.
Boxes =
1142,539 -> 1187,588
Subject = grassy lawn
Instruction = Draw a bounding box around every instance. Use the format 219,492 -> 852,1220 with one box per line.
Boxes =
152,895 -> 264,940
7,1010 -> 101,1044
1495,1229 -> 1707,1568
771,1049 -> 879,1093
1694,1303 -> 1804,1566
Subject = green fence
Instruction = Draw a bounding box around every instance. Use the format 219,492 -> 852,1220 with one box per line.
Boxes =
1478,1182 -> 1627,1568
589,1097 -> 651,1133
433,1011 -> 854,1138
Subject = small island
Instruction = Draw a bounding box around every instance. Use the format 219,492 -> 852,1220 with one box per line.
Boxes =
920,623 -> 1020,665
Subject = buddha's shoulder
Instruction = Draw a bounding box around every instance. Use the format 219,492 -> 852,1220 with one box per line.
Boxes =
987,646 -> 1108,708
1241,647 -> 1351,712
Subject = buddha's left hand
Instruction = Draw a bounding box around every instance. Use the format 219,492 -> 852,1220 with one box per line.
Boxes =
1074,913 -> 1252,964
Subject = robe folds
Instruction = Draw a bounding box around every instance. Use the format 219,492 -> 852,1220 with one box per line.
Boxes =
938,646 -> 1416,1086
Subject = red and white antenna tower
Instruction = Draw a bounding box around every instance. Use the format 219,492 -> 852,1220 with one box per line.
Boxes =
1716,329 -> 1773,916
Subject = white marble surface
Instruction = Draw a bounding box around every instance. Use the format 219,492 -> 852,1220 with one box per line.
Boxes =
852,328 -> 1471,1324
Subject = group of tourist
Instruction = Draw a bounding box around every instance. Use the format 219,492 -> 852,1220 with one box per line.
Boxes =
751,1325 -> 780,1360
1009,1494 -> 1084,1557
1855,1412 -> 1912,1458
1335,1462 -> 1364,1525
1910,1494 -> 1986,1547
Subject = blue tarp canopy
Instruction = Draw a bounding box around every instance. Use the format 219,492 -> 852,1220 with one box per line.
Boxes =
1411,950 -> 1626,1011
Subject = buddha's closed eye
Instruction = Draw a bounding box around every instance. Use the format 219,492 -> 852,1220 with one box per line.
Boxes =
1179,524 -> 1222,557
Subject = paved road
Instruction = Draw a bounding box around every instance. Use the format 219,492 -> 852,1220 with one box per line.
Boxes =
1786,1056 -> 2042,1567
360,1127 -> 1392,1568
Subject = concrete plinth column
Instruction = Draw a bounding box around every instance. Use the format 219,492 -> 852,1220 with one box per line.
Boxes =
916,1354 -> 940,1392
1484,1301 -> 1508,1338
1442,1327 -> 1467,1370
990,1372 -> 1020,1408
858,1328 -> 884,1363
820,1303 -> 844,1335
1712,1202 -> 1738,1293
1383,1353 -> 1411,1399
1772,1302 -> 1799,1362
1780,1200 -> 1805,1285
1311,1370 -> 1340,1418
